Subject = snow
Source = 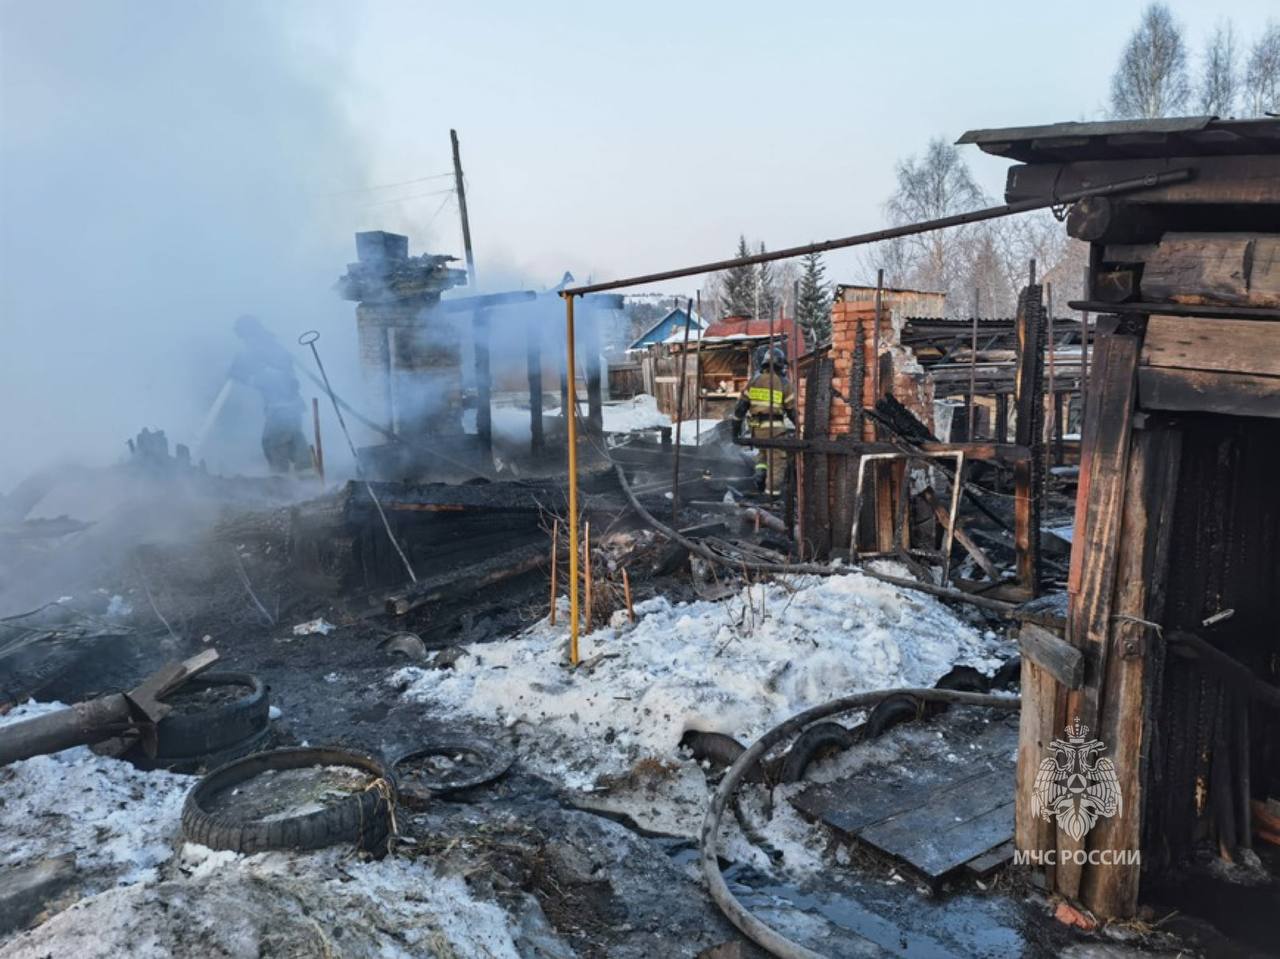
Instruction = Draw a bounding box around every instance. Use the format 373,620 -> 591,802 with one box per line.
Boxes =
394,568 -> 1008,791
0,701 -> 190,891
546,393 -> 671,434
0,703 -> 530,958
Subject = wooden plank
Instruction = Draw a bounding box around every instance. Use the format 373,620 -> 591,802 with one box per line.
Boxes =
922,486 -> 1001,583
1138,366 -> 1280,419
1019,622 -> 1084,689
1142,234 -> 1280,308
965,840 -> 1016,878
1081,427 -> 1181,918
1056,326 -> 1142,899
860,792 -> 1015,879
1142,315 -> 1280,378
1015,658 -> 1059,879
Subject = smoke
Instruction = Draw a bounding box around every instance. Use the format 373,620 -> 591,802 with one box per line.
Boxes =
0,2 -> 373,489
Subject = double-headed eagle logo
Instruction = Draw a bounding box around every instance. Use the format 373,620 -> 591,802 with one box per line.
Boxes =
1031,717 -> 1122,841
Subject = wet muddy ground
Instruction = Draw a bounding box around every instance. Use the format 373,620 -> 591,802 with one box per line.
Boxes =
5,494 -> 1260,959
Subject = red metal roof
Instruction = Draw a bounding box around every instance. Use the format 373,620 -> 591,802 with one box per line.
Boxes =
701,315 -> 805,355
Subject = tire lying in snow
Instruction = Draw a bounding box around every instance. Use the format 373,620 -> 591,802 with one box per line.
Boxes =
181,747 -> 397,855
777,721 -> 857,783
391,736 -> 513,804
153,672 -> 269,761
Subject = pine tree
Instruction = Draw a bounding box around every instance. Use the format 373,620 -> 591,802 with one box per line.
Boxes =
716,235 -> 756,317
755,243 -> 781,323
797,251 -> 832,344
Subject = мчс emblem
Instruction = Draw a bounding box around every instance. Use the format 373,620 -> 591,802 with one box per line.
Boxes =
1031,717 -> 1122,842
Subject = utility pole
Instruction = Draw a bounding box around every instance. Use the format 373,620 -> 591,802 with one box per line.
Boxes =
450,128 -> 476,287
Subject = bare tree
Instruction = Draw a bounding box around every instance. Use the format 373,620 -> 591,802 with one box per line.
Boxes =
1110,3 -> 1191,118
883,137 -> 987,303
1199,21 -> 1240,116
1245,21 -> 1280,117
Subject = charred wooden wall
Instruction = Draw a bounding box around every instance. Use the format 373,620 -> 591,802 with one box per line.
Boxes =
1145,414 -> 1280,870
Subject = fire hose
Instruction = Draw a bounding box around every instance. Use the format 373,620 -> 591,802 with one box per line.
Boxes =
699,687 -> 1020,959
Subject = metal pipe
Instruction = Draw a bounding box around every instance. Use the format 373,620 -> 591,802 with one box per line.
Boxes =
564,295 -> 581,665
561,169 -> 1193,296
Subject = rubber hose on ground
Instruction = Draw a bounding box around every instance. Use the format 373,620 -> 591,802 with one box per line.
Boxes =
699,687 -> 1020,959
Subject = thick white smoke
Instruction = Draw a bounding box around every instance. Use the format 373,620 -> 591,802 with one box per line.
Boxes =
0,2 -> 375,487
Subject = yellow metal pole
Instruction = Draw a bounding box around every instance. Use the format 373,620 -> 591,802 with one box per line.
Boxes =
564,293 -> 581,665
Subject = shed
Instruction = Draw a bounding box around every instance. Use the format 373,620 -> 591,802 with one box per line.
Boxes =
958,116 -> 1280,921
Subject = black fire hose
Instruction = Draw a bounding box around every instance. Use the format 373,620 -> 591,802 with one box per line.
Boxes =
699,687 -> 1020,959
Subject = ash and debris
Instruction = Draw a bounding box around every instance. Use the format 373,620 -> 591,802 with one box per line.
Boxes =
0,436 -> 1199,959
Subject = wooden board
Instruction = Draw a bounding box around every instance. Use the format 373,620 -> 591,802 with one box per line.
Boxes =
1019,622 -> 1084,689
1142,315 -> 1280,378
1142,234 -> 1280,308
1138,367 -> 1280,419
792,718 -> 1017,881
1058,325 -> 1142,899
1080,426 -> 1181,918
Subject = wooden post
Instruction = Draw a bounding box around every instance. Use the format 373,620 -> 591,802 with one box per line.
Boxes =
548,519 -> 559,625
1046,283 -> 1056,473
671,298 -> 694,520
582,520 -> 592,633
583,302 -> 603,435
969,286 -> 979,440
694,289 -> 704,446
527,319 -> 544,457
563,296 -> 580,665
1080,423 -> 1181,916
1055,316 -> 1143,900
622,567 -> 634,623
311,397 -> 324,484
450,129 -> 476,287
1012,264 -> 1045,597
473,308 -> 492,458
872,269 -> 884,402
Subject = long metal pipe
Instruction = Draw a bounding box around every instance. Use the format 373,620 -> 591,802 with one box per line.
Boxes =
561,169 -> 1193,296
564,295 -> 581,664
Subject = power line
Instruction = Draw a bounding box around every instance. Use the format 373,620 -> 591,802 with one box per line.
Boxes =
323,172 -> 454,197
359,187 -> 455,209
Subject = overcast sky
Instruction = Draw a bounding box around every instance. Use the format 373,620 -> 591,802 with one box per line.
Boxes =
1,0 -> 1276,483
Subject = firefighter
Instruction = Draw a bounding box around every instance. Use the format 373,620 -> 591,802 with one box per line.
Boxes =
733,345 -> 797,494
228,315 -> 312,474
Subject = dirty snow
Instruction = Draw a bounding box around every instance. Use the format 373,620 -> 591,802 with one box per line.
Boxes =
0,701 -> 190,890
0,703 -> 532,958
394,569 -> 1008,791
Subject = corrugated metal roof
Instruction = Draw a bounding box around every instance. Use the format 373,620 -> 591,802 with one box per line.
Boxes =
957,116 -> 1280,163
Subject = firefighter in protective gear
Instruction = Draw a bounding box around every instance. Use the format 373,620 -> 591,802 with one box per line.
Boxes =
733,346 -> 797,494
228,315 -> 313,474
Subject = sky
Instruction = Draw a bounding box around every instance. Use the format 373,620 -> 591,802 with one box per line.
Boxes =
1,0 -> 1276,486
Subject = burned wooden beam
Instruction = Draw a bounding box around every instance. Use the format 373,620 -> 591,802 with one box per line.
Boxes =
385,542 -> 548,616
1018,622 -> 1083,689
